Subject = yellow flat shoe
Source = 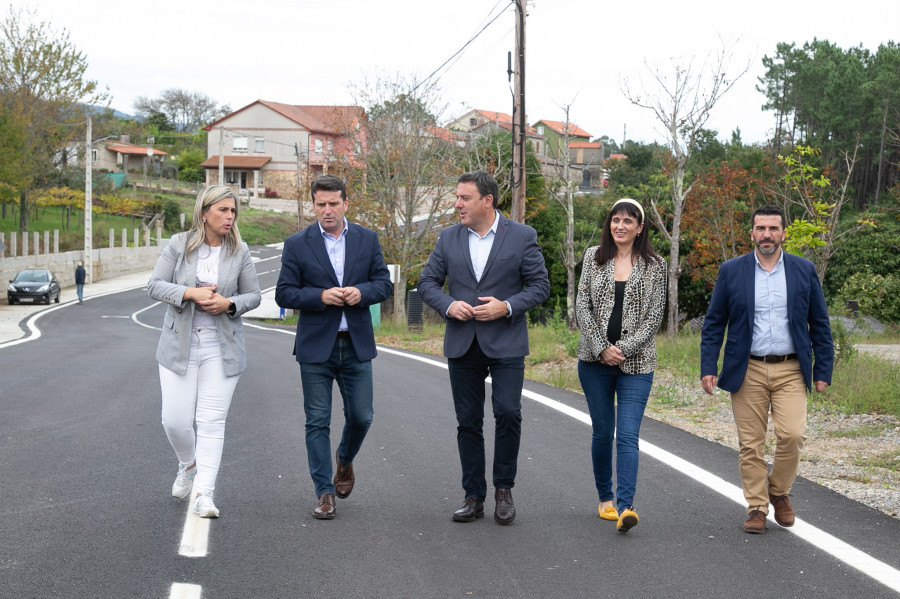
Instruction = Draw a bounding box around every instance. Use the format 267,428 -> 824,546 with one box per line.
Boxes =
598,505 -> 619,520
617,508 -> 639,533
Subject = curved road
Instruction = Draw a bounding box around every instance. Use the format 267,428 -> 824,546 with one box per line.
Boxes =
1,246 -> 898,598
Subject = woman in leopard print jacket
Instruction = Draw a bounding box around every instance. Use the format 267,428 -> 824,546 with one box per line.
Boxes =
575,198 -> 666,533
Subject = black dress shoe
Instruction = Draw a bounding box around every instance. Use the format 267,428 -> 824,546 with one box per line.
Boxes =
452,497 -> 485,522
494,488 -> 516,525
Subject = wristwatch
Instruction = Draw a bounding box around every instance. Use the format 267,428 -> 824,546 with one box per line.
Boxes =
227,301 -> 236,316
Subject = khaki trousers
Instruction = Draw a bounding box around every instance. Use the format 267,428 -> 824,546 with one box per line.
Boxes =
730,358 -> 807,514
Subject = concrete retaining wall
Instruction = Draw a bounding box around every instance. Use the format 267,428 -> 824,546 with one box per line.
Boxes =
1,244 -> 164,288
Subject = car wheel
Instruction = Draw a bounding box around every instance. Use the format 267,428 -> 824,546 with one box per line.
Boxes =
8,297 -> 15,305
54,291 -> 60,303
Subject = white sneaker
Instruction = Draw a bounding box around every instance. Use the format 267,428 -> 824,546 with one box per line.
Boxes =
171,462 -> 196,498
193,492 -> 219,518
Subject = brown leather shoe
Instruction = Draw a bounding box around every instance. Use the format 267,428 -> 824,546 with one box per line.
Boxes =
452,497 -> 485,522
313,493 -> 336,519
769,493 -> 795,527
743,509 -> 767,534
494,488 -> 516,525
334,450 -> 355,499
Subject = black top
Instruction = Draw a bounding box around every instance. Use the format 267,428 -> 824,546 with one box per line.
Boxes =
606,281 -> 627,344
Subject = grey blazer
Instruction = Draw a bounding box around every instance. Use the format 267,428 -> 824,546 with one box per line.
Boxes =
418,213 -> 550,359
148,232 -> 261,376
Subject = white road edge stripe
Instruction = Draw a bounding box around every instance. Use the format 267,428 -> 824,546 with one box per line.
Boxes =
179,495 -> 211,558
376,346 -> 900,594
169,582 -> 202,599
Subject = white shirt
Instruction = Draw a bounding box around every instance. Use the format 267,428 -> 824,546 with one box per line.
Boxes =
192,244 -> 220,329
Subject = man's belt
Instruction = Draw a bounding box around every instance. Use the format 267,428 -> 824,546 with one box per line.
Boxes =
749,353 -> 797,364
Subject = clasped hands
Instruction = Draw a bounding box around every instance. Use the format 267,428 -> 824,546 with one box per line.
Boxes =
321,286 -> 362,306
448,297 -> 509,322
188,285 -> 230,315
600,345 -> 626,366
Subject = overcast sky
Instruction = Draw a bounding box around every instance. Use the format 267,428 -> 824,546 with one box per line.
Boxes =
19,0 -> 900,145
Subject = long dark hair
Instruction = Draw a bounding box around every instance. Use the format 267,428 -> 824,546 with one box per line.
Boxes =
594,199 -> 661,267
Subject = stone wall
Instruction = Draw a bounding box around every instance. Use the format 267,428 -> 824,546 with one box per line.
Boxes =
1,245 -> 163,287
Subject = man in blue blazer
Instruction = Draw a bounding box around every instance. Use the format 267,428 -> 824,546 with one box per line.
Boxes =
701,205 -> 833,534
419,170 -> 550,525
275,175 -> 393,520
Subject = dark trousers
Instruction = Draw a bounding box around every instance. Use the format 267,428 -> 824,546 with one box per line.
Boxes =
447,337 -> 525,499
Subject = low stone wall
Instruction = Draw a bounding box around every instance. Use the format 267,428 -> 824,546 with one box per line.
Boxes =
1,245 -> 164,287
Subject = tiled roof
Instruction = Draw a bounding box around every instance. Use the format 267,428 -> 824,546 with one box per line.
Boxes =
534,120 -> 592,138
569,141 -> 602,149
200,156 -> 272,169
425,125 -> 466,142
106,143 -> 168,156
474,109 -> 513,123
204,100 -> 364,134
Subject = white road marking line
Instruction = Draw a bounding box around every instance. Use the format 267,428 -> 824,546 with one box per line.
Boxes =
377,346 -> 900,594
169,582 -> 202,598
178,497 -> 211,558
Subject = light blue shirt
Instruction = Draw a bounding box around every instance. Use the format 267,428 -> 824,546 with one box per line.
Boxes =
319,218 -> 349,331
751,250 -> 795,356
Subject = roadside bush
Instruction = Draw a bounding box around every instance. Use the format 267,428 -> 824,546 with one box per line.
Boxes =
833,271 -> 900,324
163,199 -> 183,230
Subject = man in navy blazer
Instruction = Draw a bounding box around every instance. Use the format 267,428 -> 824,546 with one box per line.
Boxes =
419,170 -> 550,525
701,204 -> 833,534
276,175 -> 393,519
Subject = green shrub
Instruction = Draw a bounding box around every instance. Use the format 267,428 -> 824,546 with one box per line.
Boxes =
833,271 -> 900,324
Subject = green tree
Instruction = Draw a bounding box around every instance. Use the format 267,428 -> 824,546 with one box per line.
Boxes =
0,7 -> 107,230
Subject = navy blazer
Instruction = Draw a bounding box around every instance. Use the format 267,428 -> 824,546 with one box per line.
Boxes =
700,251 -> 834,393
418,213 -> 550,359
275,222 -> 393,364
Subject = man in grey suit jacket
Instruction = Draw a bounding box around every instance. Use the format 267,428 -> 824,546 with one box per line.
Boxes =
275,175 -> 393,520
418,170 -> 550,525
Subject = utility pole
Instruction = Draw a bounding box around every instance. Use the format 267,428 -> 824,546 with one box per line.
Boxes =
295,142 -> 305,230
218,126 -> 225,185
510,0 -> 526,223
84,116 -> 93,284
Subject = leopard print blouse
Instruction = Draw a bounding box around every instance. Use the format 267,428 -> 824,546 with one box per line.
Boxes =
575,246 -> 667,374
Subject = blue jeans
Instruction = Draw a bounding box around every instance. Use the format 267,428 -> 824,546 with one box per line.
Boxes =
448,339 -> 524,499
300,337 -> 373,496
76,284 -> 84,302
578,360 -> 654,512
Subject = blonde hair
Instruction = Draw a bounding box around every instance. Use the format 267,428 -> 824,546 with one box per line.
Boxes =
185,185 -> 242,258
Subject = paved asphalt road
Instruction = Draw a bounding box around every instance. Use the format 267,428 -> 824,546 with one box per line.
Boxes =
1,246 -> 899,598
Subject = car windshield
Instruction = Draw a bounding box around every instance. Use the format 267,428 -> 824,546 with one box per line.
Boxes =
14,270 -> 50,283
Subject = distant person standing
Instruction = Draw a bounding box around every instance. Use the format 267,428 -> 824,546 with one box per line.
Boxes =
418,170 -> 550,525
275,175 -> 393,520
700,204 -> 834,534
74,262 -> 86,304
148,185 -> 261,519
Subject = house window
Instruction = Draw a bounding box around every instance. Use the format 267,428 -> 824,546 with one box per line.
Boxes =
254,138 -> 265,152
314,138 -> 323,154
257,171 -> 264,186
91,149 -> 98,163
469,118 -> 477,128
537,125 -> 544,135
327,140 -> 334,154
225,170 -> 239,185
232,137 -> 248,152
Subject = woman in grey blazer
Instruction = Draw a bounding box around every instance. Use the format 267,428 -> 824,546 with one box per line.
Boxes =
148,185 -> 261,518
576,198 -> 666,534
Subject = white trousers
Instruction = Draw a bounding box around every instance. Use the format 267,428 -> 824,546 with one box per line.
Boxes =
159,328 -> 239,495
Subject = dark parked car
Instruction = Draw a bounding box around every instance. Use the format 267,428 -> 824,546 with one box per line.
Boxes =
7,269 -> 61,305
